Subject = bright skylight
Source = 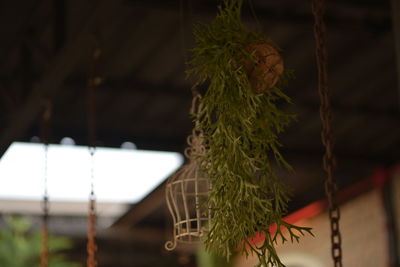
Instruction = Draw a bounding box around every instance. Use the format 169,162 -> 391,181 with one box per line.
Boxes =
0,142 -> 183,204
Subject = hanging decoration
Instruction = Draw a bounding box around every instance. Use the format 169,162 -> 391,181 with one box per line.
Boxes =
40,100 -> 52,267
86,42 -> 102,267
243,43 -> 284,94
311,0 -> 343,266
165,93 -> 211,251
186,0 -> 312,265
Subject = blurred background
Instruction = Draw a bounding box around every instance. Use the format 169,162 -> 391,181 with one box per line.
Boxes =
0,0 -> 399,266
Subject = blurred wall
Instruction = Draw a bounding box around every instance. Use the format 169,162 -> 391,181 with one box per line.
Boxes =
234,176 -> 395,267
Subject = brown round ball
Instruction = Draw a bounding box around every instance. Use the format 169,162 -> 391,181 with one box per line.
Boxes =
244,43 -> 284,94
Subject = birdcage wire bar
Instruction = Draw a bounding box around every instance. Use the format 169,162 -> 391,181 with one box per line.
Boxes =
165,94 -> 211,251
165,160 -> 211,250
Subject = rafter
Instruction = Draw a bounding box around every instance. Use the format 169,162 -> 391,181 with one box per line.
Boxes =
391,0 -> 400,107
0,0 -> 128,156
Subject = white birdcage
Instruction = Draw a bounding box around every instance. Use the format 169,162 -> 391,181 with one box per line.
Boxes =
165,96 -> 211,251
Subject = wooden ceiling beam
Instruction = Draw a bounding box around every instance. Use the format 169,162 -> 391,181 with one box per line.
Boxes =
25,122 -> 398,163
111,149 -> 391,231
93,82 -> 400,120
58,76 -> 400,120
125,0 -> 391,31
0,0 -> 48,68
0,0 -> 128,157
391,0 -> 400,108
54,225 -> 166,245
112,181 -> 167,228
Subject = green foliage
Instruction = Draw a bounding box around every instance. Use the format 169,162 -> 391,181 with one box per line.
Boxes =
187,0 -> 312,266
197,245 -> 233,267
0,216 -> 81,267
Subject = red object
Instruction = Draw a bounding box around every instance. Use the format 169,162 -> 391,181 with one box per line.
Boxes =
248,167 -> 391,245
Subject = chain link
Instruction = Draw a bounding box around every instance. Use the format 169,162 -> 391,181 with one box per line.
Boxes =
87,147 -> 97,267
87,198 -> 97,267
86,41 -> 101,267
311,0 -> 343,266
40,101 -> 52,267
40,144 -> 49,267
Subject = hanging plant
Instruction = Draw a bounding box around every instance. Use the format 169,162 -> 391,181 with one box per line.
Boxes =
187,0 -> 312,266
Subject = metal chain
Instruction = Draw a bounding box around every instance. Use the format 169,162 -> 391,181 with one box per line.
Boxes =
311,0 -> 343,266
40,101 -> 52,267
40,144 -> 49,267
86,42 -> 101,267
87,45 -> 101,149
87,197 -> 97,267
87,147 -> 97,267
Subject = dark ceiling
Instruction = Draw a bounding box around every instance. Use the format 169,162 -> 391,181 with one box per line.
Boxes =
0,0 -> 399,266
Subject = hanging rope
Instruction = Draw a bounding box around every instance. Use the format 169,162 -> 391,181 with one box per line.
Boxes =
86,41 -> 102,267
40,100 -> 52,267
311,1 -> 343,266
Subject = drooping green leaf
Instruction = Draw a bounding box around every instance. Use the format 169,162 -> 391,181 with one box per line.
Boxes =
188,0 -> 312,265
